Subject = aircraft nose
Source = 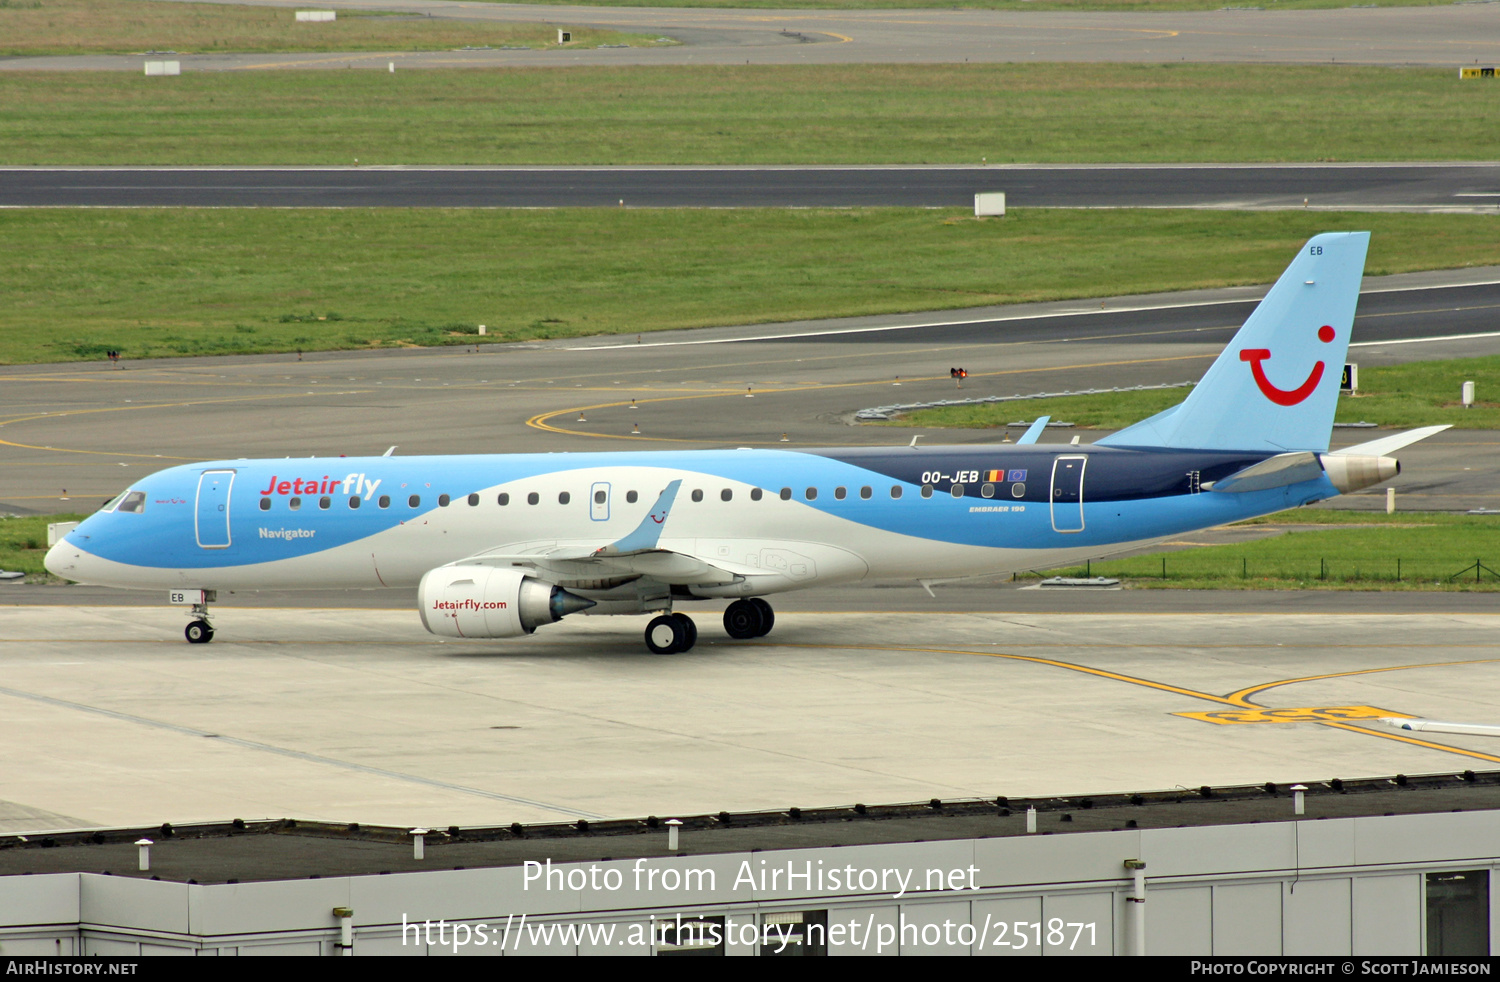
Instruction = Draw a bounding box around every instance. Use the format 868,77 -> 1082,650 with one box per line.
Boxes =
44,537 -> 82,579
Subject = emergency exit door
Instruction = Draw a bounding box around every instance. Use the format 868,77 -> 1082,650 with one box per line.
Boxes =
195,470 -> 235,548
1050,456 -> 1086,533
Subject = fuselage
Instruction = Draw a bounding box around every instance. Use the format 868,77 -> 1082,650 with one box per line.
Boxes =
47,443 -> 1338,594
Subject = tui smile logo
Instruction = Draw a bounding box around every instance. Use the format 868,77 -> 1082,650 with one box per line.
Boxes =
1239,325 -> 1336,406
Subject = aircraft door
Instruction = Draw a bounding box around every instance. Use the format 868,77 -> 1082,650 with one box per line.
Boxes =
195,469 -> 235,549
1050,456 -> 1086,533
590,482 -> 610,522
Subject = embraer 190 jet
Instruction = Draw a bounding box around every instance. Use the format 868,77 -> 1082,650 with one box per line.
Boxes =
47,232 -> 1446,652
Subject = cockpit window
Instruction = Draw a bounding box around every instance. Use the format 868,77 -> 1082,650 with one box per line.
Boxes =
117,491 -> 146,514
100,491 -> 128,513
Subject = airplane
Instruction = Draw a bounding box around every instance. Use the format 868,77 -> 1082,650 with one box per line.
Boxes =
46,231 -> 1449,653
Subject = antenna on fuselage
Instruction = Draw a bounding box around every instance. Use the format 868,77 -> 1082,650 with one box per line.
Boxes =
383,446 -> 397,457
909,435 -> 924,448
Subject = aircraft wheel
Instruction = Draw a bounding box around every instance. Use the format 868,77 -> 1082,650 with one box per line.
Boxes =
723,600 -> 763,640
185,620 -> 214,644
645,614 -> 685,654
672,612 -> 698,652
748,598 -> 774,637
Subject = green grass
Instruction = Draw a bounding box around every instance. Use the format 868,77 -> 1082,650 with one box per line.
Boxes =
476,0 -> 1448,9
894,354 -> 1500,432
3,64 -> 1499,165
0,513 -> 83,581
0,0 -> 661,56
5,208 -> 1500,365
1026,511 -> 1500,590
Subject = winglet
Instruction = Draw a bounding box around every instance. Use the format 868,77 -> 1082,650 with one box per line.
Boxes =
593,479 -> 682,557
1016,416 -> 1051,445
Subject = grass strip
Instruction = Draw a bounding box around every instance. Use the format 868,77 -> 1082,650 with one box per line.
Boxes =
3,63 -> 1499,165
0,0 -> 661,56
893,354 -> 1500,432
1023,512 -> 1500,591
4,208 -> 1500,365
0,513 -> 83,581
465,0 -> 1449,10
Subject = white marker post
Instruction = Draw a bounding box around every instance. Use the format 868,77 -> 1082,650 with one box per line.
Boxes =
410,828 -> 429,860
1291,785 -> 1307,816
136,838 -> 153,871
666,819 -> 682,851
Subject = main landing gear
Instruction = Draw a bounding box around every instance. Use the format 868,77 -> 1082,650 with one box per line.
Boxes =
645,612 -> 697,654
644,599 -> 777,653
723,598 -> 774,640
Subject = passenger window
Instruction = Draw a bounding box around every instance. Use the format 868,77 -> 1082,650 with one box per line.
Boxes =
721,489 -> 732,502
498,492 -> 509,506
595,490 -> 606,504
319,496 -> 331,509
438,494 -> 450,507
805,488 -> 818,501
981,484 -> 995,499
860,486 -> 872,499
921,485 -> 934,498
834,487 -> 846,500
259,497 -> 271,511
117,491 -> 146,514
891,486 -> 903,499
289,497 -> 302,511
527,492 -> 539,505
1012,483 -> 1026,498
379,495 -> 390,508
468,493 -> 480,506
349,496 -> 361,509
559,491 -> 571,505
409,494 -> 421,508
691,489 -> 703,503
780,488 -> 792,500
750,488 -> 763,501
626,490 -> 638,504
951,484 -> 965,498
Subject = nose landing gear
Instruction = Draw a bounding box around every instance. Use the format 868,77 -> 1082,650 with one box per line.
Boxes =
171,590 -> 218,644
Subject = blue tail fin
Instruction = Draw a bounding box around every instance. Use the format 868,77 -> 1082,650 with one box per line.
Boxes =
1097,231 -> 1369,453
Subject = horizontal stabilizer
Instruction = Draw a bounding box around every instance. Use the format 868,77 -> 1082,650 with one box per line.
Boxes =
1331,424 -> 1451,458
1016,416 -> 1051,445
1204,452 -> 1324,493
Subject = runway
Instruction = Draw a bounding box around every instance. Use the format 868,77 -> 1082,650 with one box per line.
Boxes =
6,2 -> 1499,69
2,597 -> 1498,830
4,266 -> 1499,517
5,163 -> 1500,210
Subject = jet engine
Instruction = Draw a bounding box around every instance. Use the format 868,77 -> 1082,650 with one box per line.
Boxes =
1319,454 -> 1399,494
418,566 -> 594,639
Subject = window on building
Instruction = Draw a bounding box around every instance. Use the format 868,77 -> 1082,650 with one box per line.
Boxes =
761,910 -> 828,957
1428,871 -> 1490,955
657,915 -> 726,957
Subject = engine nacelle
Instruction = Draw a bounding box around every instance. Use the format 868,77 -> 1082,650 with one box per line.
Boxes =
1319,453 -> 1400,494
418,566 -> 594,639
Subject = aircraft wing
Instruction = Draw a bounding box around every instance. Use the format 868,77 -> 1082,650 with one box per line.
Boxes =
444,478 -> 747,588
